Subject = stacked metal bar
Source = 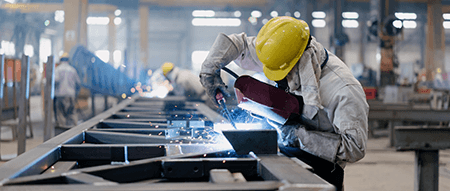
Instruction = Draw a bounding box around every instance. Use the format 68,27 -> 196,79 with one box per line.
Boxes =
0,96 -> 334,190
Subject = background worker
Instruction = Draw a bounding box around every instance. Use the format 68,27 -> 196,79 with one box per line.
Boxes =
161,62 -> 209,102
199,16 -> 369,190
54,53 -> 81,127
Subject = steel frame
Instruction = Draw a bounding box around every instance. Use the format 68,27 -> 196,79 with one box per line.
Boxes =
395,126 -> 450,191
0,96 -> 334,190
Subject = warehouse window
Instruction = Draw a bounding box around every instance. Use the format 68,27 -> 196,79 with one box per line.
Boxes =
191,51 -> 209,73
55,10 -> 64,23
24,44 -> 34,57
1,41 -> 15,56
113,50 -> 122,68
95,50 -> 109,63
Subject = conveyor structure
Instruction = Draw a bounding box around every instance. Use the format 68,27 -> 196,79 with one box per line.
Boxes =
0,96 -> 334,191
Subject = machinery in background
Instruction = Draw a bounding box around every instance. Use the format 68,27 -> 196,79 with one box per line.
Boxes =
69,45 -> 136,98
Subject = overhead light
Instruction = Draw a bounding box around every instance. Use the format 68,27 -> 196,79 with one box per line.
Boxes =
234,11 -> 241,17
443,13 -> 450,20
251,10 -> 262,18
312,19 -> 326,28
444,21 -> 450,29
294,11 -> 301,18
114,9 -> 121,16
4,0 -> 16,3
270,11 -> 278,18
262,18 -> 269,24
342,20 -> 359,28
114,17 -> 122,25
403,20 -> 416,28
312,11 -> 326,19
393,20 -> 402,28
87,17 -> 110,25
192,18 -> 241,27
192,10 -> 215,17
395,12 -> 417,20
285,12 -> 291,17
1,41 -> 15,56
54,10 -> 64,23
342,12 -> 358,19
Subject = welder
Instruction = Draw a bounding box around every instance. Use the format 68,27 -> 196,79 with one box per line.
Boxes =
54,53 -> 81,127
161,62 -> 209,102
199,16 -> 369,190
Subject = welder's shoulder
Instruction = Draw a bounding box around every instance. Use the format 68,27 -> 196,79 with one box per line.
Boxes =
320,54 -> 362,88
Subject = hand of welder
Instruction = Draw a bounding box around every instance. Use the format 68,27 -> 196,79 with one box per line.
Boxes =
199,73 -> 230,105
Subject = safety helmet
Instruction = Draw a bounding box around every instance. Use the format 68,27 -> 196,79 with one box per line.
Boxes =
255,16 -> 310,81
162,62 -> 174,76
60,52 -> 69,62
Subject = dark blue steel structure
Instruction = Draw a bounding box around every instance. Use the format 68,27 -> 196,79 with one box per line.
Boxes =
69,45 -> 135,97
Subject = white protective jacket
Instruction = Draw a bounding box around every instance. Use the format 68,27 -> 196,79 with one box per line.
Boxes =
200,33 -> 369,168
166,67 -> 208,101
54,62 -> 81,98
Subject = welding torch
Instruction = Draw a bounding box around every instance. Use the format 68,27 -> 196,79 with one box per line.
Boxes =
216,91 -> 238,129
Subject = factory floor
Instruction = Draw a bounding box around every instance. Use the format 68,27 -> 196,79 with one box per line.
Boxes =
1,96 -> 450,191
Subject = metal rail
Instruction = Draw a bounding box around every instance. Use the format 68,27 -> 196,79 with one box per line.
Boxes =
0,95 -> 334,190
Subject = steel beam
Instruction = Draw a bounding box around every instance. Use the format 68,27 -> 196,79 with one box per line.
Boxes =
65,172 -> 118,185
0,54 -> 3,159
18,55 -> 30,154
61,144 -> 165,161
44,56 -> 55,141
415,150 -> 439,191
368,109 -> 450,122
42,161 -> 78,174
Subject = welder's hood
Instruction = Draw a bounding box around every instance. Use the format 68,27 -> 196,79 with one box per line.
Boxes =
233,75 -> 301,125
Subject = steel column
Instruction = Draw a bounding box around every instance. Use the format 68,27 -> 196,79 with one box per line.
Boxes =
139,5 -> 149,67
415,150 -> 439,191
44,56 -> 55,141
0,54 -> 3,160
63,0 -> 88,53
18,55 -> 30,154
425,0 -> 445,81
108,13 -> 116,65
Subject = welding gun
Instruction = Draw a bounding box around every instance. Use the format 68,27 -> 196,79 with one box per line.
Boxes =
215,91 -> 238,129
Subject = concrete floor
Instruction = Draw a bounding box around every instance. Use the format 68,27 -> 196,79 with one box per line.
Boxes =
1,95 -> 450,190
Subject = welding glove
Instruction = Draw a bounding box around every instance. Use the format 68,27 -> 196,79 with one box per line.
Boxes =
301,107 -> 336,133
278,123 -> 341,163
200,33 -> 241,103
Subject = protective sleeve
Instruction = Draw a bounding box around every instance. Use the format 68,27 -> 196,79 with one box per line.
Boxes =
294,85 -> 368,165
332,85 -> 369,164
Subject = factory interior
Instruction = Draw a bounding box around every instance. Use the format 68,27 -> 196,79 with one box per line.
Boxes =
1,0 -> 450,190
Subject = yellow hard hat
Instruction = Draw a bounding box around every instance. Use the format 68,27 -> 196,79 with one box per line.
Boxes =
60,52 -> 69,62
255,16 -> 310,81
162,62 -> 174,76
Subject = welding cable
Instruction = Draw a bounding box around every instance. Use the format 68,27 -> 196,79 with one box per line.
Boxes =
222,67 -> 239,79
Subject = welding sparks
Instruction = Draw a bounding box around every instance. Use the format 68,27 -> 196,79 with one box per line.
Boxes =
158,132 -> 162,135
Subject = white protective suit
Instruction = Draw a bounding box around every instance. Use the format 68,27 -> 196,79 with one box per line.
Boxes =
200,33 -> 369,168
166,67 -> 208,101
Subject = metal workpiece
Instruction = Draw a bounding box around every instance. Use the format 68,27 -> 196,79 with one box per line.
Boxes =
394,126 -> 450,191
222,129 -> 278,155
0,96 -> 333,190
